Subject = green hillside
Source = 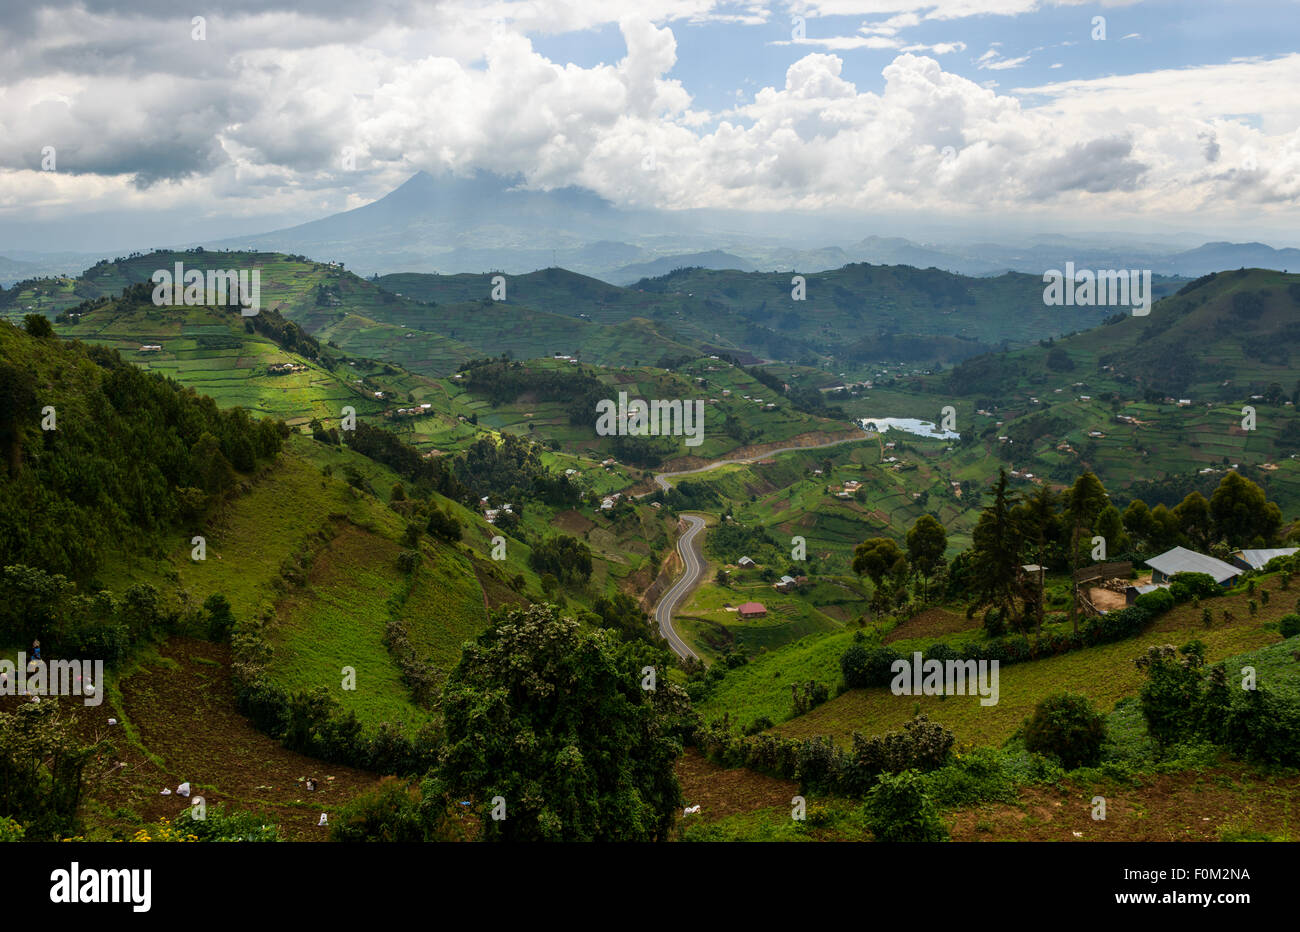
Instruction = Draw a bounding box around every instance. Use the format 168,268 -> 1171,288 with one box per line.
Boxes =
378,263 -> 1188,374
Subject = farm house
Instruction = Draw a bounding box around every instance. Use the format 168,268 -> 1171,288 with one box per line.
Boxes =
1145,546 -> 1241,587
1229,548 -> 1298,571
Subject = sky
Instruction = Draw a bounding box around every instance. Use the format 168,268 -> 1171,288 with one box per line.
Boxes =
1,0 -> 1298,252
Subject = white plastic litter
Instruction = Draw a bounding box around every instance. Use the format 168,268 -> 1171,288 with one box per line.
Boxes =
177,782 -> 191,797
684,804 -> 701,815
317,813 -> 328,826
160,788 -> 172,795
107,718 -> 118,725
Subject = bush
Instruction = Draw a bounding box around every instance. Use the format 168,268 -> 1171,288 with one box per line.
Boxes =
426,506 -> 463,543
1135,642 -> 1211,747
1224,688 -> 1300,767
844,715 -> 955,794
852,644 -> 904,686
1169,572 -> 1219,600
1134,587 -> 1176,615
330,778 -> 434,842
1279,614 -> 1300,638
924,748 -> 1017,807
203,593 -> 235,641
1022,692 -> 1107,769
864,770 -> 948,842
839,643 -> 870,688
185,804 -> 279,842
396,549 -> 422,573
0,817 -> 24,842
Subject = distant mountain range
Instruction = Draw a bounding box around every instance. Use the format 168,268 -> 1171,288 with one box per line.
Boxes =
199,171 -> 1300,283
5,171 -> 1300,287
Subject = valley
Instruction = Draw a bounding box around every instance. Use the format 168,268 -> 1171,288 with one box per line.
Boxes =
6,247 -> 1300,850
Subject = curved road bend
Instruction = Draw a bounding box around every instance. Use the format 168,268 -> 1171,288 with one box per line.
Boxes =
647,430 -> 871,660
650,429 -> 871,492
654,514 -> 706,660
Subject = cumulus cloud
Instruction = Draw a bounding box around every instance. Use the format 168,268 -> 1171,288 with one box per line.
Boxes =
0,0 -> 1297,232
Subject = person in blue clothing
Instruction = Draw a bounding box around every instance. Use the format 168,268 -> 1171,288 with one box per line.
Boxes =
31,640 -> 41,660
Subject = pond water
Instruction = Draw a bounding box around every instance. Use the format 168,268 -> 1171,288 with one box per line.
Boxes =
859,417 -> 960,440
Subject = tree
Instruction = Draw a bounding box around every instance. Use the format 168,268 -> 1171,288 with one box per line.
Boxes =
1094,504 -> 1129,556
853,537 -> 907,587
906,514 -> 947,602
966,471 -> 1025,628
1064,471 -> 1110,635
1011,485 -> 1060,632
0,702 -> 106,839
426,505 -> 462,543
435,604 -> 688,841
1210,471 -> 1281,547
1122,498 -> 1155,551
1173,491 -> 1212,551
22,314 -> 53,338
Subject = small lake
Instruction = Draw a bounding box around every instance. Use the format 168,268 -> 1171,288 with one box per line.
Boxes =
859,417 -> 960,440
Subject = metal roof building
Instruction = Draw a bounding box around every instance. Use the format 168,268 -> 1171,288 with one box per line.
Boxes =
1146,546 -> 1241,586
1230,548 -> 1298,572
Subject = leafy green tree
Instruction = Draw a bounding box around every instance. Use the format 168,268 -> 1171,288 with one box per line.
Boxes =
1210,471 -> 1281,547
1064,471 -> 1110,634
0,702 -> 105,839
436,604 -> 689,841
966,471 -> 1026,628
426,505 -> 463,543
22,314 -> 53,338
203,593 -> 235,641
1012,485 -> 1061,632
1172,491 -> 1212,551
906,514 -> 947,602
853,537 -> 907,587
1094,504 -> 1129,556
1148,503 -> 1183,552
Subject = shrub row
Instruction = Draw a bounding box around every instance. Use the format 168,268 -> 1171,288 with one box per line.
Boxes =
842,605 -> 1157,689
694,714 -> 955,797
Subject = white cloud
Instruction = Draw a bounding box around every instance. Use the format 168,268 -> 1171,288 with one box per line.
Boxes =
0,3 -> 1298,233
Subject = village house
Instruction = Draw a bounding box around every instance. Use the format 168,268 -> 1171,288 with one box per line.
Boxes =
1230,548 -> 1298,572
738,601 -> 767,619
1146,546 -> 1241,587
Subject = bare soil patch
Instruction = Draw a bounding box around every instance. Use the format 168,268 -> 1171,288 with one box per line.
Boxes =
675,748 -> 798,823
948,763 -> 1300,841
553,509 -> 595,534
884,607 -> 979,644
45,637 -> 384,841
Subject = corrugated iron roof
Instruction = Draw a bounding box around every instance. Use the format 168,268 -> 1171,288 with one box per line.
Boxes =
1146,546 -> 1239,584
1231,548 -> 1298,570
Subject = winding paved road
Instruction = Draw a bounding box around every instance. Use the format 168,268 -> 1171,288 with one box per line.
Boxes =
647,430 -> 871,660
654,514 -> 705,660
